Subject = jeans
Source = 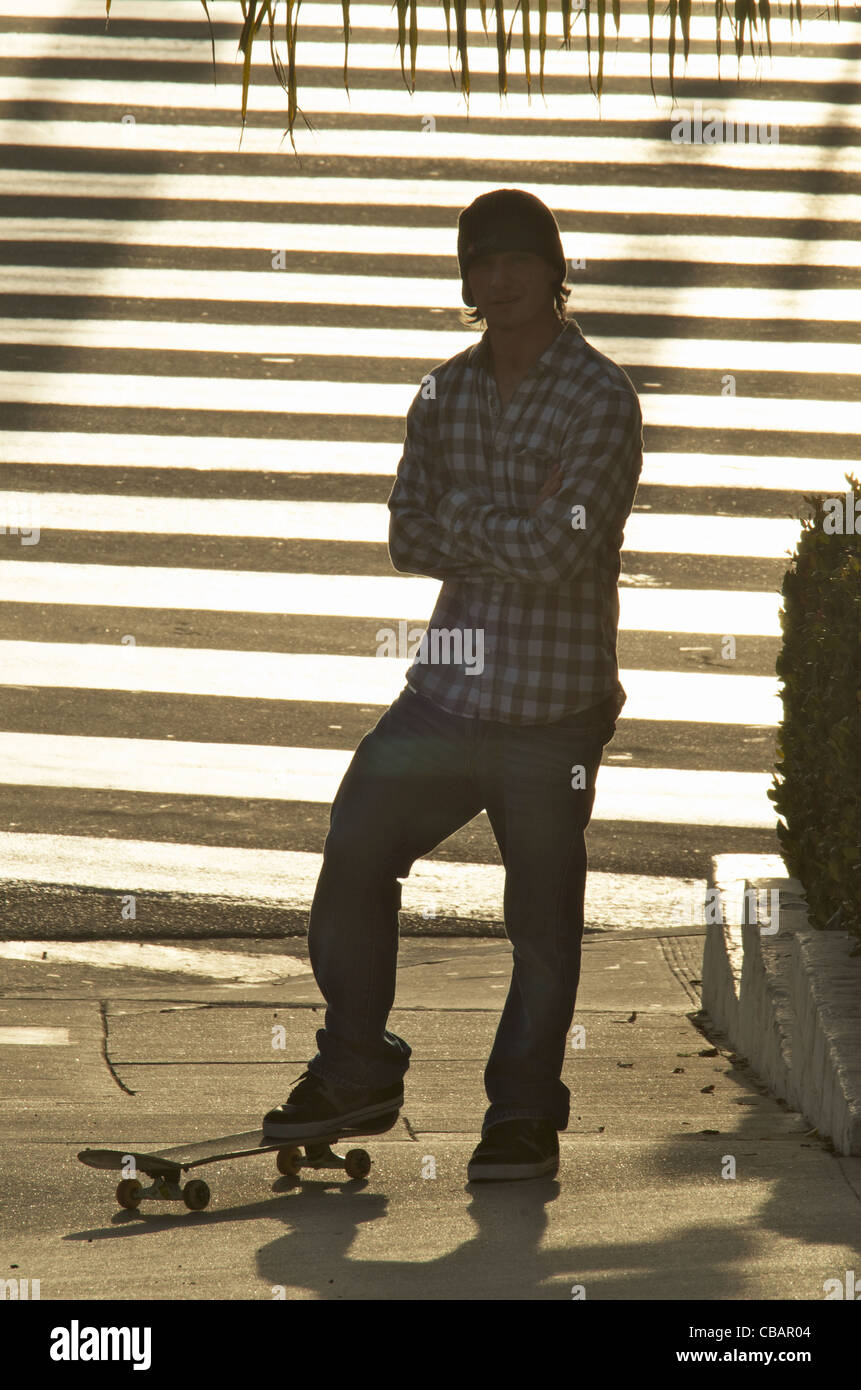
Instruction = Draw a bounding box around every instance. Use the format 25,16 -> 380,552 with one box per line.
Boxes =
305,683 -> 617,1136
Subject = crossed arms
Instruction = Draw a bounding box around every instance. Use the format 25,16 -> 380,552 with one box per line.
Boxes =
387,383 -> 643,586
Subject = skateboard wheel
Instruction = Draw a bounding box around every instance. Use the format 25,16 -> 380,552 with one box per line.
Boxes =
115,1178 -> 142,1210
183,1179 -> 210,1210
276,1146 -> 303,1177
344,1148 -> 371,1179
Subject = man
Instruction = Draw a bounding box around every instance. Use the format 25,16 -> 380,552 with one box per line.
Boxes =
263,188 -> 644,1181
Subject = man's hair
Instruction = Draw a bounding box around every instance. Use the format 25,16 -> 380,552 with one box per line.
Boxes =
458,278 -> 572,330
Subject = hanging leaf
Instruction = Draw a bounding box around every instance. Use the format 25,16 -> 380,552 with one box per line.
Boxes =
646,0 -> 657,100
584,0 -> 597,99
396,0 -> 408,91
522,0 -> 532,97
760,0 -> 773,60
538,0 -> 547,97
440,0 -> 457,86
560,0 -> 573,51
494,0 -> 509,95
409,0 -> 418,92
454,0 -> 470,100
715,0 -> 723,72
340,0 -> 350,91
679,0 -> 691,61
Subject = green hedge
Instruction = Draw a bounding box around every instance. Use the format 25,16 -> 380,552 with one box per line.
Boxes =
768,472 -> 861,948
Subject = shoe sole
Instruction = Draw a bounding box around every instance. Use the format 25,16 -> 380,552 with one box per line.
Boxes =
467,1155 -> 559,1182
262,1098 -> 402,1142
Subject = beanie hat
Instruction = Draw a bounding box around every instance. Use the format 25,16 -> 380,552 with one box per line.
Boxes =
457,189 -> 567,307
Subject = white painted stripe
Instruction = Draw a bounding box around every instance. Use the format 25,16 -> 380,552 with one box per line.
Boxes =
1,33 -> 854,84
7,221 -> 861,270
0,732 -> 778,827
0,433 -> 404,476
1,371 -> 857,428
4,269 -> 856,322
2,77 -> 858,130
0,830 -> 711,932
0,1027 -> 70,1045
0,434 -> 851,493
0,561 -> 784,634
3,121 -> 846,171
3,321 -> 861,375
639,455 -> 856,492
7,0 -> 856,45
1,172 -> 856,224
0,643 -> 781,717
0,493 -> 807,558
0,941 -> 310,982
712,851 -> 799,930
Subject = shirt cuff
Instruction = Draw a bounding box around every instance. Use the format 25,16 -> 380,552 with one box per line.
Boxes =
436,487 -> 475,534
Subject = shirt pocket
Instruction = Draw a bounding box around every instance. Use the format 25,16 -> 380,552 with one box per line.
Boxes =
505,441 -> 561,512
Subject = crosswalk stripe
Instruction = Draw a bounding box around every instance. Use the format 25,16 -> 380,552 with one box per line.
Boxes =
0,564 -> 783,634
3,323 -> 861,372
0,644 -> 781,720
5,270 -> 859,321
1,375 -> 858,432
0,732 -> 777,827
7,223 -> 861,269
0,435 -> 852,492
9,121 -> 859,171
0,1027 -> 70,1045
0,941 -> 310,982
6,31 -> 858,85
1,172 -> 857,224
0,494 -> 811,556
3,77 -> 859,130
0,831 -> 724,934
10,0 -> 854,41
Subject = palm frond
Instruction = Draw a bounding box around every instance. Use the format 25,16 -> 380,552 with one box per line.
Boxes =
494,0 -> 509,95
340,0 -> 351,93
646,0 -> 657,100
409,0 -> 418,92
441,0 -> 457,87
393,0 -> 419,95
97,0 -> 837,152
454,0 -> 471,101
760,0 -> 773,59
679,0 -> 692,62
521,0 -> 532,98
560,0 -> 573,51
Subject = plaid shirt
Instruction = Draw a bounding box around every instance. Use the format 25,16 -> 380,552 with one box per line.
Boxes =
386,317 -> 644,724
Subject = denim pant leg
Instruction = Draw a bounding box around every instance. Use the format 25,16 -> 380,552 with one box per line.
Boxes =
305,686 -> 484,1091
477,704 -> 616,1134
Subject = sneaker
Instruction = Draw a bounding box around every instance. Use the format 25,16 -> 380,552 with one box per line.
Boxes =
467,1118 -> 559,1182
262,1069 -> 403,1141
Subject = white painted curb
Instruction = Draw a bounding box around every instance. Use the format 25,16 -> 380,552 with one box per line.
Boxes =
702,862 -> 861,1156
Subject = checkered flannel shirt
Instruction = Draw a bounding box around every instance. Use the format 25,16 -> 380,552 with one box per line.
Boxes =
386,317 -> 644,724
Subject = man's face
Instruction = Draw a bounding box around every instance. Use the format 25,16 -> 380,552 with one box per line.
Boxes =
466,249 -> 557,328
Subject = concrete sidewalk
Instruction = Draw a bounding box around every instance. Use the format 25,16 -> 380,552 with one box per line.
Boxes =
5,926 -> 860,1301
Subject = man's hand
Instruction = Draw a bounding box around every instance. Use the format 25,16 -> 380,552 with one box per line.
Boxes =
530,464 -> 564,515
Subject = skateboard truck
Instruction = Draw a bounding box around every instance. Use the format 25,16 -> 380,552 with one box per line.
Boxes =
78,1117 -> 395,1212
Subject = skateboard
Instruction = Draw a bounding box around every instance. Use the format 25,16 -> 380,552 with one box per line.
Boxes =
77,1111 -> 399,1211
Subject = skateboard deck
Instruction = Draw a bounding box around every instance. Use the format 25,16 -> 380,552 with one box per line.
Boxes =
78,1111 -> 399,1211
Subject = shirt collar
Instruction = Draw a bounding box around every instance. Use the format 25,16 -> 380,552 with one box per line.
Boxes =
468,317 -> 582,377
